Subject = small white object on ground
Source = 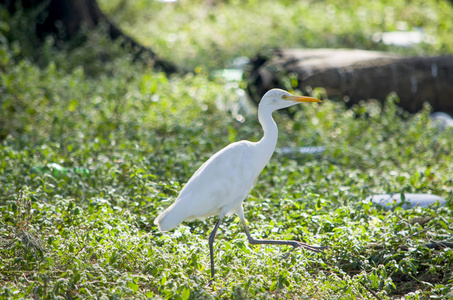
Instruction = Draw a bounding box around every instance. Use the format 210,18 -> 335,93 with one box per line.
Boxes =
372,30 -> 432,47
367,193 -> 447,210
431,112 -> 453,129
276,146 -> 326,155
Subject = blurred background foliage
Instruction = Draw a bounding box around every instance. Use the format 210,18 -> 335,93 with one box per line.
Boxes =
98,0 -> 453,70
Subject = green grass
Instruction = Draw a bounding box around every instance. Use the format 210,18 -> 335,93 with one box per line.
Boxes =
99,0 -> 453,70
1,0 -> 453,299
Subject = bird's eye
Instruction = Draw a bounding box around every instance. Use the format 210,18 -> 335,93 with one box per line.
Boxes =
282,95 -> 287,100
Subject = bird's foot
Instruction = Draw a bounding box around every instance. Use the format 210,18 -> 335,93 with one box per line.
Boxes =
282,242 -> 328,259
297,242 -> 328,253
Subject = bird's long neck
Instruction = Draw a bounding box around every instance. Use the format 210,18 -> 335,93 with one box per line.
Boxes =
257,105 -> 278,160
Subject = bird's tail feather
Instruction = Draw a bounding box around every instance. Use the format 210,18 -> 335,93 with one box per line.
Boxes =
154,201 -> 187,232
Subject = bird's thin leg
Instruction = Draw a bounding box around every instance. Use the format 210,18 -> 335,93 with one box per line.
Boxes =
208,218 -> 222,279
237,207 -> 327,255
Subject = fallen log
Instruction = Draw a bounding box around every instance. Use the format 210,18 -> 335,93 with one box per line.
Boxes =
246,49 -> 453,114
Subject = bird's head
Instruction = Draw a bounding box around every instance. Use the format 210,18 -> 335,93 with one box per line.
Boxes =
260,88 -> 321,110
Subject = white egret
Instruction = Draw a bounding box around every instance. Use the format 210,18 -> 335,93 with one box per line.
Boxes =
155,88 -> 326,278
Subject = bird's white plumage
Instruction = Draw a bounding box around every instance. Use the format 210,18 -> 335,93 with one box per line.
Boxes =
155,140 -> 269,231
154,89 -> 321,232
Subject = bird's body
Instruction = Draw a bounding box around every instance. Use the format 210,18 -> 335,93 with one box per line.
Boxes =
154,88 -> 326,278
156,140 -> 269,231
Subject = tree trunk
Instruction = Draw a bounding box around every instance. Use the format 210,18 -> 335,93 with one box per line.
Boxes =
1,0 -> 178,73
246,49 -> 453,114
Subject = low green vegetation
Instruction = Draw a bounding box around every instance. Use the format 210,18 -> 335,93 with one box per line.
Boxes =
1,0 -> 453,299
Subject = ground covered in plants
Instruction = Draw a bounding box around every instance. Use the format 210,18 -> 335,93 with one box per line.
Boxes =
1,0 -> 453,299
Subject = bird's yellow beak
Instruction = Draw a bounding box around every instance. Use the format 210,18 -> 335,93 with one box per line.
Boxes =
287,95 -> 322,103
